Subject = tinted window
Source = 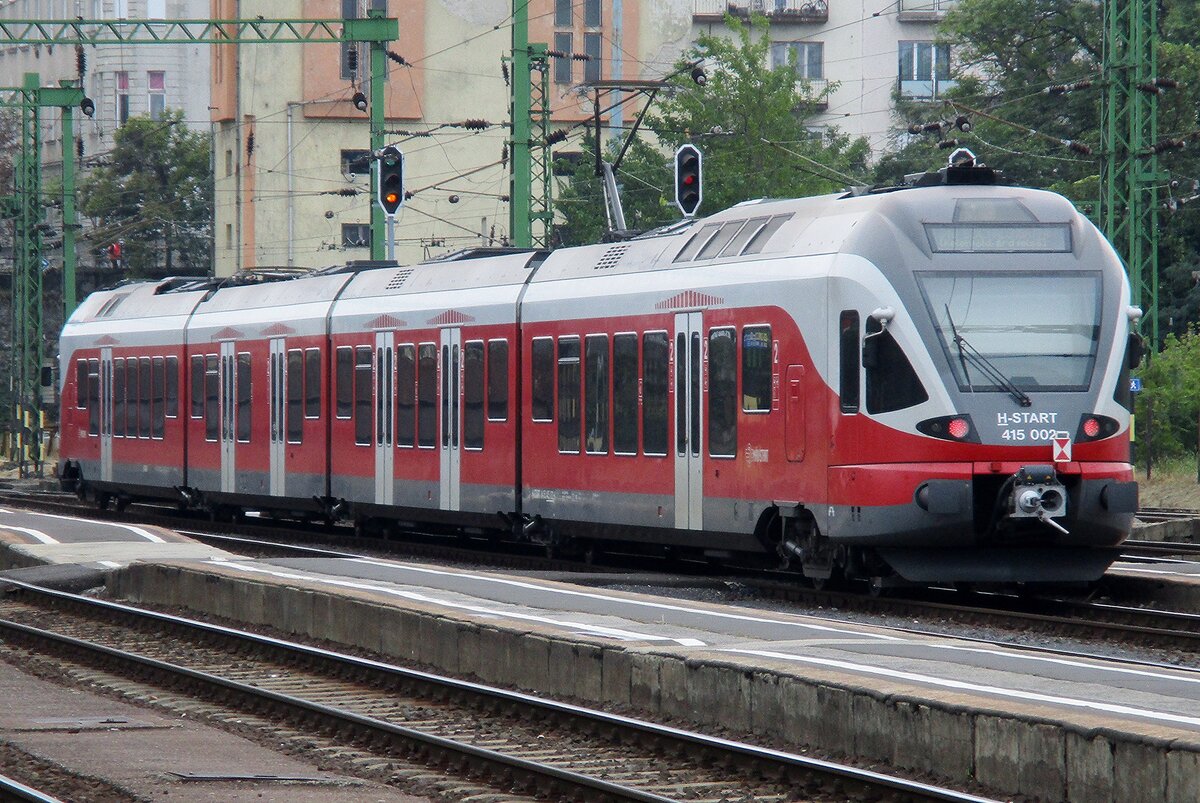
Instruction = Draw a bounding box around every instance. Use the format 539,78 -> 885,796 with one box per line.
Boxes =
742,326 -> 772,412
708,328 -> 737,457
165,356 -> 178,419
531,337 -> 554,421
305,349 -> 321,418
87,360 -> 100,435
288,349 -> 304,443
204,355 -> 219,440
487,340 -> 508,421
354,346 -> 372,446
417,343 -> 437,447
138,357 -> 151,438
75,359 -> 88,409
642,332 -> 669,455
397,344 -> 415,447
613,334 -> 637,454
865,321 -> 928,414
558,337 -> 581,453
190,355 -> 204,418
151,357 -> 165,437
336,346 -> 353,418
237,353 -> 252,441
585,334 -> 609,454
839,311 -> 860,413
464,340 -> 484,449
113,359 -> 126,437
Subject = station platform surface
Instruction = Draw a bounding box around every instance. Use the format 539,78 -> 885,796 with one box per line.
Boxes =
3,504 -> 1200,802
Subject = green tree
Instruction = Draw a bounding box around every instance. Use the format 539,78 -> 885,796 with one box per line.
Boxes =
554,14 -> 869,246
80,110 -> 212,278
876,0 -> 1200,340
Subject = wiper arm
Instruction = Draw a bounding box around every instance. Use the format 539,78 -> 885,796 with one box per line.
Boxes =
944,305 -> 1032,408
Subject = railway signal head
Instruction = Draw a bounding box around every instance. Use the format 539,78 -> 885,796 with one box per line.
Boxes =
377,146 -> 405,216
674,144 -> 702,217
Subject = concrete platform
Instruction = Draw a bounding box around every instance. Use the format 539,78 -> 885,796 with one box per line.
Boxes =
106,557 -> 1200,803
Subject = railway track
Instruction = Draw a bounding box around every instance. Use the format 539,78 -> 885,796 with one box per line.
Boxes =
0,581 -> 993,803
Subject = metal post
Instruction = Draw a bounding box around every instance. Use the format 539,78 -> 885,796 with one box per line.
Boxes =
510,0 -> 532,247
368,8 -> 387,261
386,215 -> 395,261
60,90 -> 77,315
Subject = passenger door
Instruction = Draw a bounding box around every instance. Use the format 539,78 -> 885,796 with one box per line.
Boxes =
439,327 -> 462,511
269,339 -> 286,497
220,341 -> 236,493
100,348 -> 113,483
674,312 -> 703,529
375,331 -> 395,506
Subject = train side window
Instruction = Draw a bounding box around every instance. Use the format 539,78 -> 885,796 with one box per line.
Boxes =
237,353 -> 252,442
718,216 -> 769,258
613,333 -> 638,455
487,339 -> 508,421
585,334 -> 609,454
558,336 -> 581,453
113,359 -> 126,437
165,357 -> 178,419
87,359 -> 99,435
839,311 -> 860,413
335,346 -> 353,419
864,320 -> 928,414
354,345 -> 372,446
138,357 -> 151,438
125,358 -> 138,436
642,331 -> 669,456
304,349 -> 321,419
674,223 -> 721,263
190,356 -> 204,418
151,357 -> 165,438
287,349 -> 304,443
531,337 -> 554,422
75,359 -> 88,409
204,355 -> 219,441
742,325 -> 772,412
417,343 -> 437,448
397,344 -> 416,447
464,340 -> 485,449
696,221 -> 745,260
708,328 -> 737,457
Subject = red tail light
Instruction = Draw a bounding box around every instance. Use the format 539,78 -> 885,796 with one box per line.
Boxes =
947,417 -> 970,439
916,414 -> 980,443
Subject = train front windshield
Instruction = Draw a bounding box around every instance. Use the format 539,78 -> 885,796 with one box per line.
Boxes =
918,272 -> 1101,393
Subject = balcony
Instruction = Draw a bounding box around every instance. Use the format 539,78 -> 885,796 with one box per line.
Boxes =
898,0 -> 957,21
694,0 -> 829,24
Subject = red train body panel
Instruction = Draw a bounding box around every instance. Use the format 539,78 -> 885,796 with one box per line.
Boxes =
58,166 -> 1139,584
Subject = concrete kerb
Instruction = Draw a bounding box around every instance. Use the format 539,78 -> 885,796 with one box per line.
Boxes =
107,561 -> 1200,802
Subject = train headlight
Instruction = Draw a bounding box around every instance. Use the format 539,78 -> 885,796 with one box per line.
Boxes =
1075,414 -> 1119,443
916,414 -> 980,443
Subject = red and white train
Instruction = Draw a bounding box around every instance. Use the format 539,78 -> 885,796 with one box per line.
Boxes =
58,162 -> 1140,584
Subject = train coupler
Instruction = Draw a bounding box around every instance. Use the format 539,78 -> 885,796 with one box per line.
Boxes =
1008,465 -> 1069,535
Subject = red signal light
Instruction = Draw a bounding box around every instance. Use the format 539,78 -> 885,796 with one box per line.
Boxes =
1082,417 -> 1101,438
947,418 -> 970,439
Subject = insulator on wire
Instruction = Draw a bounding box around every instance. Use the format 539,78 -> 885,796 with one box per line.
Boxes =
1045,79 -> 1092,95
501,62 -> 510,86
1149,138 -> 1187,154
460,119 -> 490,130
547,49 -> 566,59
76,137 -> 84,159
1137,82 -> 1165,95
346,47 -> 358,74
571,52 -> 590,62
76,44 -> 85,78
954,115 -> 971,132
501,143 -> 509,168
1155,77 -> 1180,89
246,132 -> 254,161
1066,140 -> 1093,156
546,130 -> 567,146
937,139 -> 959,149
386,50 -> 408,66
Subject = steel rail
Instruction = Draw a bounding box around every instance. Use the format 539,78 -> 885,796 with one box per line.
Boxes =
0,581 -> 995,803
0,775 -> 64,803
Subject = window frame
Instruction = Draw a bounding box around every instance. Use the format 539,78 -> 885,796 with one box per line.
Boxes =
741,324 -> 773,414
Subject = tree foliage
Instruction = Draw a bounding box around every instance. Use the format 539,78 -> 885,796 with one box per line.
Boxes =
1138,327 -> 1200,460
554,14 -> 869,246
79,110 -> 212,278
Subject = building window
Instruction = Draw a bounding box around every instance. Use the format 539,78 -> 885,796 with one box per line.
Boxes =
342,223 -> 371,249
147,70 -> 165,120
771,41 -> 823,81
899,41 -> 954,99
116,71 -> 129,125
341,149 -> 370,176
584,32 -> 602,83
553,31 -> 573,85
584,0 -> 602,27
555,0 -> 572,26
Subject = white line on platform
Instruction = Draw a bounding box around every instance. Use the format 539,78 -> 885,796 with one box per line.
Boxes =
3,526 -> 57,544
0,508 -> 167,543
208,559 -> 709,647
724,648 -> 1200,730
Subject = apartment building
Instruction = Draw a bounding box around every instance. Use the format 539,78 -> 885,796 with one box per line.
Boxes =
0,0 -> 212,170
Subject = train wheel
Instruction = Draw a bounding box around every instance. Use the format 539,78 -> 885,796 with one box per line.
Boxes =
95,492 -> 111,511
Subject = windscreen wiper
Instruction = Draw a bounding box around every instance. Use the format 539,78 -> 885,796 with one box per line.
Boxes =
944,304 -> 1032,408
